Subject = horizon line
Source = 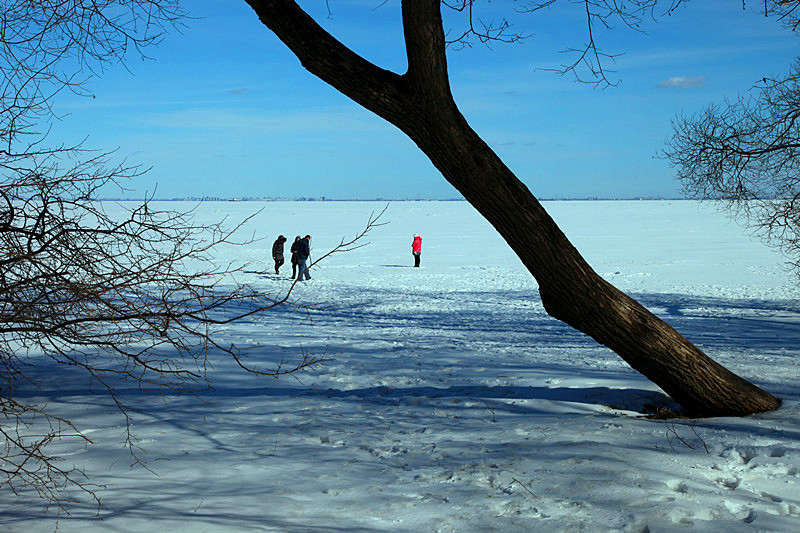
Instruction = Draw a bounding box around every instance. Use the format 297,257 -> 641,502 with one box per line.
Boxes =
97,196 -> 690,202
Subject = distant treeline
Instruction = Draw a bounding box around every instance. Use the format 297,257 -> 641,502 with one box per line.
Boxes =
97,196 -> 699,202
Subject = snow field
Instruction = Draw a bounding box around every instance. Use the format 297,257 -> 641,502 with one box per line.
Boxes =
1,200 -> 799,532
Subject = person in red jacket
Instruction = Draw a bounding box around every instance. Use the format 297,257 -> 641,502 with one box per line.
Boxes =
411,234 -> 422,267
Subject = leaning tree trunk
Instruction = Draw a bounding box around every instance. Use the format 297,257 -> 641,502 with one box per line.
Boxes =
245,0 -> 781,416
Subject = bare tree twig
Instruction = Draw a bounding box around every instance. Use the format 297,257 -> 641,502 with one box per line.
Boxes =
511,477 -> 538,498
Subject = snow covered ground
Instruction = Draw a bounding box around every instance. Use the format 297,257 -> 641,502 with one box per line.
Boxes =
2,200 -> 799,532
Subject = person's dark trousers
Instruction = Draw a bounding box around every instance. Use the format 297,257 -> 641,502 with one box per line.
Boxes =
414,253 -> 420,267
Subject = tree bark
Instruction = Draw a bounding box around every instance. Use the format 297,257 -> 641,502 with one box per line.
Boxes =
244,0 -> 781,416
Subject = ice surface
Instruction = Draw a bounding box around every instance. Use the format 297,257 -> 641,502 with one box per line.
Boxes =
2,200 -> 798,532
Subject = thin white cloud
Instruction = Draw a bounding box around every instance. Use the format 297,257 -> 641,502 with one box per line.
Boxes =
618,41 -> 793,70
656,76 -> 707,89
134,105 -> 390,135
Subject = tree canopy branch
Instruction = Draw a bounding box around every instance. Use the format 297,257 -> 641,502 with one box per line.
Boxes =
244,0 -> 408,121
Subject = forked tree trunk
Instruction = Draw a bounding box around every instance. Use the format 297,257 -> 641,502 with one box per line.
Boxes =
245,0 -> 781,416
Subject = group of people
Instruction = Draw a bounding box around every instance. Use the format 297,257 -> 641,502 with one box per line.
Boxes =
271,234 -> 312,280
271,233 -> 422,279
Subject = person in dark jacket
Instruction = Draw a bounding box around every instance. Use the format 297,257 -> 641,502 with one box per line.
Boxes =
290,235 -> 301,278
272,235 -> 287,275
295,234 -> 312,281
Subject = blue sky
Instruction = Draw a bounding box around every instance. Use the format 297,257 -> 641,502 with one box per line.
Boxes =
50,1 -> 799,200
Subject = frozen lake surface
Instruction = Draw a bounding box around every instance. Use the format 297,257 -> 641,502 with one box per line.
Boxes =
2,200 -> 799,532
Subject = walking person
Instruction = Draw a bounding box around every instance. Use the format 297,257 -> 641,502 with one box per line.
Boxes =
272,235 -> 287,275
412,234 -> 422,267
295,234 -> 312,281
290,236 -> 301,278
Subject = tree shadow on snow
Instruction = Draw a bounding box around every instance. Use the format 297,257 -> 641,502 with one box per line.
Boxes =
632,292 -> 800,352
270,383 -> 678,415
10,289 -> 798,408
4,289 -> 799,530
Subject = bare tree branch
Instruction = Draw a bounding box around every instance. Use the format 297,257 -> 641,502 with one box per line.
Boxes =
0,0 -> 387,511
665,58 -> 800,277
442,0 -> 527,49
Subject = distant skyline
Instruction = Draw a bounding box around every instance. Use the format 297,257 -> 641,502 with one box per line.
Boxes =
50,1 -> 800,200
